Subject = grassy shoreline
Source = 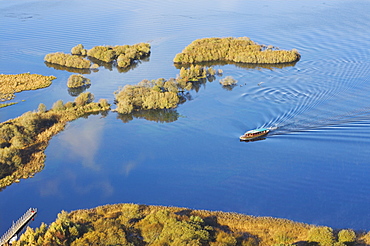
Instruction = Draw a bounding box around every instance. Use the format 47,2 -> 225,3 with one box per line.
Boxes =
0,93 -> 110,189
13,203 -> 370,246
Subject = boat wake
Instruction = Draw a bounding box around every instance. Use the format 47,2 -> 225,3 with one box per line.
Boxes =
257,63 -> 370,136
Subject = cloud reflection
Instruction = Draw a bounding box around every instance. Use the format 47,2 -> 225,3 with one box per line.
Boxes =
59,117 -> 105,171
39,168 -> 114,198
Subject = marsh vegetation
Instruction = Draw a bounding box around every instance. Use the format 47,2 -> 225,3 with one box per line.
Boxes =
67,74 -> 91,89
14,203 -> 370,246
114,65 -> 220,114
44,43 -> 151,71
4,37 -> 367,245
0,102 -> 18,109
0,73 -> 56,102
173,37 -> 300,65
87,43 -> 150,68
0,93 -> 110,189
44,52 -> 91,69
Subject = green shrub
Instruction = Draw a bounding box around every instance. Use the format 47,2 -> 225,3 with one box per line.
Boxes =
67,74 -> 91,88
219,76 -> 237,86
114,80 -> 180,114
74,92 -> 94,107
114,43 -> 151,68
215,230 -> 237,246
137,209 -> 211,245
87,46 -> 116,63
37,103 -> 47,113
338,229 -> 356,243
71,44 -> 87,56
308,227 -> 335,246
333,242 -> 346,246
52,100 -> 65,111
273,231 -> 295,245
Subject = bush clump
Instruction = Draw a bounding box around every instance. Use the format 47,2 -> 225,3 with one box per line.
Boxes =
307,226 -> 335,246
71,44 -> 87,56
115,43 -> 151,68
45,43 -> 150,71
44,52 -> 91,69
114,79 -> 180,114
173,37 -> 300,64
87,46 -> 116,63
114,65 -> 220,115
86,43 -> 151,67
337,229 -> 356,244
219,76 -> 237,86
67,74 -> 91,88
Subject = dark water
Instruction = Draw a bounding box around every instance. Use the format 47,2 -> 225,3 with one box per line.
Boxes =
1,0 -> 370,234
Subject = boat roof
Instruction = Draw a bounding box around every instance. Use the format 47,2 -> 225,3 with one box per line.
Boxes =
246,128 -> 269,133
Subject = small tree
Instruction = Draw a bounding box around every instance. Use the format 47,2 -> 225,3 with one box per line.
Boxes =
37,103 -> 47,113
71,44 -> 87,56
308,227 -> 335,246
219,76 -> 238,86
52,100 -> 65,111
98,98 -> 109,108
75,92 -> 94,106
338,229 -> 356,244
67,74 -> 91,88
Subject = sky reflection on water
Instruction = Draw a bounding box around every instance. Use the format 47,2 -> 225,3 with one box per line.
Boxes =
1,0 -> 370,234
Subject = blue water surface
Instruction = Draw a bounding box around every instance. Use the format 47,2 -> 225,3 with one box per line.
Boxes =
1,0 -> 369,234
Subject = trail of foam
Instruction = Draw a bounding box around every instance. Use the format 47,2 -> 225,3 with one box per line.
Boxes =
260,61 -> 370,134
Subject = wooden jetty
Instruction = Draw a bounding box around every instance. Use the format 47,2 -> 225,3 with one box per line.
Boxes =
0,208 -> 37,245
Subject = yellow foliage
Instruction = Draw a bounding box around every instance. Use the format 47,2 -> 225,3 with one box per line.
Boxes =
0,95 -> 110,189
114,81 -> 180,114
174,37 -> 300,65
13,203 -> 368,246
67,74 -> 91,88
44,52 -> 91,69
0,73 -> 56,101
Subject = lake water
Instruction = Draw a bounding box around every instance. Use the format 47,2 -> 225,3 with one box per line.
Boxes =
1,0 -> 370,234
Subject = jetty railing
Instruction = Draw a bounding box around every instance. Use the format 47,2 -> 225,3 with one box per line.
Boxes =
0,208 -> 37,245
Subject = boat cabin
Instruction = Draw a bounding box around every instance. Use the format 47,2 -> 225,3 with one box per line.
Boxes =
240,128 -> 269,140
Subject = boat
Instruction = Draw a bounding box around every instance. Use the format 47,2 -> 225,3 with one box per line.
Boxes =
239,128 -> 269,141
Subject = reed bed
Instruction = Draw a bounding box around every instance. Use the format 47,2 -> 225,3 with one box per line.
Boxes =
0,73 -> 56,101
14,203 -> 370,246
44,43 -> 151,71
174,37 -> 301,65
114,65 -> 220,114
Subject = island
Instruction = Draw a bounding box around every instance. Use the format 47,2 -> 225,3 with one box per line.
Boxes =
67,74 -> 91,89
44,43 -> 151,71
114,65 -> 221,114
173,37 -> 300,65
0,73 -> 56,103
